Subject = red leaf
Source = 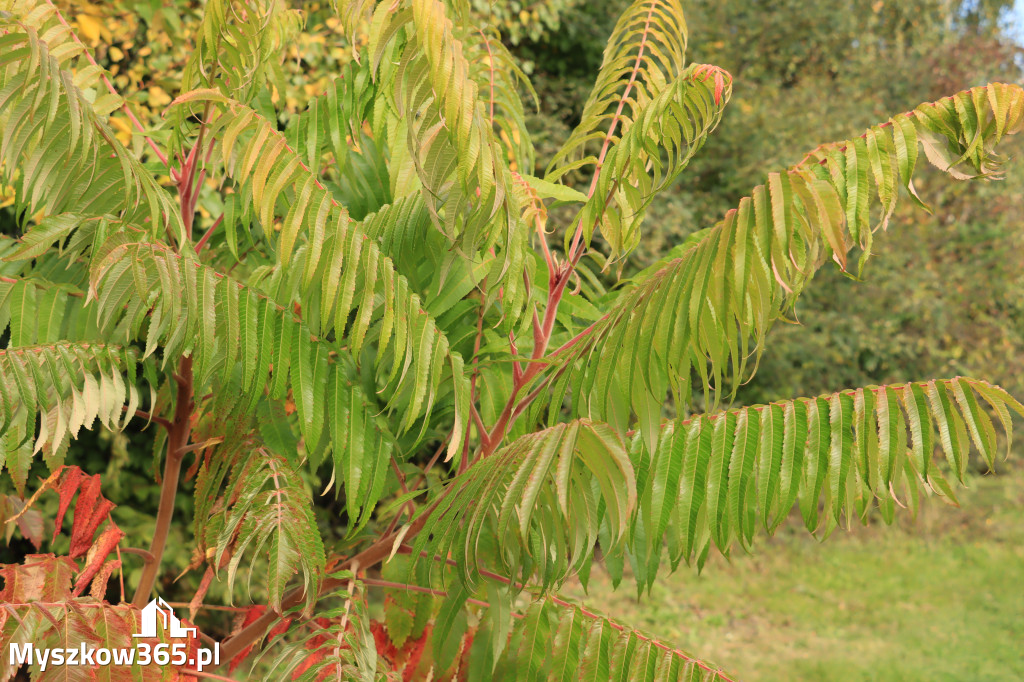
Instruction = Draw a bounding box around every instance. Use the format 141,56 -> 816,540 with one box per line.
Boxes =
370,620 -> 397,662
269,617 -> 294,641
228,606 -> 292,673
0,554 -> 77,602
52,466 -> 84,543
291,649 -> 326,680
72,524 -> 125,596
69,475 -> 116,558
189,566 -> 216,621
179,618 -> 202,674
89,559 -> 122,600
402,626 -> 430,682
692,64 -> 732,106
228,606 -> 266,673
3,495 -> 44,549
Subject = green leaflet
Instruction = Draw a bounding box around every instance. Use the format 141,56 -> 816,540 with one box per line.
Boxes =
705,410 -> 736,553
757,403 -> 785,531
523,174 -> 587,204
828,391 -> 855,524
727,407 -> 759,548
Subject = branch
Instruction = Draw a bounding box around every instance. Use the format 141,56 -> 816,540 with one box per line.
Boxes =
121,406 -> 172,431
44,0 -> 169,167
409,436 -> 451,491
362,578 -> 513,613
460,279 -> 490,473
381,456 -> 416,538
175,438 -> 224,457
480,270 -> 571,458
118,547 -> 156,563
469,405 -> 488,449
548,315 -> 605,357
131,347 -> 193,607
131,139 -> 207,600
194,214 -> 223,254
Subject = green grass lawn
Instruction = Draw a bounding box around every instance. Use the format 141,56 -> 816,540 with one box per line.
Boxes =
562,468 -> 1024,681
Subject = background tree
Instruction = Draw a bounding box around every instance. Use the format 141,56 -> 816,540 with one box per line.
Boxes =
1,1 -> 1023,681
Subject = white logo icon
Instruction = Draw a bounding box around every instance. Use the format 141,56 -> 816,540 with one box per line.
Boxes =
134,597 -> 198,639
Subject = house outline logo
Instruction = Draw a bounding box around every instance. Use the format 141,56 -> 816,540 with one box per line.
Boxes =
133,597 -> 198,639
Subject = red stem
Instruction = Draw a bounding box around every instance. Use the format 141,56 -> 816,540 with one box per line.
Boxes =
131,115 -> 205,606
131,357 -> 192,607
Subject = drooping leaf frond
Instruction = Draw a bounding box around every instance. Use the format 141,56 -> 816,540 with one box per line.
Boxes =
408,378 -> 1020,596
0,7 -> 180,238
367,0 -> 532,320
86,238 -> 412,475
283,60 -> 376,195
0,342 -> 142,494
538,83 -> 1024,443
0,274 -> 86,346
198,435 -> 327,615
570,63 -> 733,259
626,377 -> 1024,588
463,25 -> 538,173
546,0 -> 689,183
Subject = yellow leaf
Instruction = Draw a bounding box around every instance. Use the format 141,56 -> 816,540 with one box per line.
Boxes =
110,116 -> 133,146
76,14 -> 103,45
148,86 -> 171,108
109,46 -> 124,62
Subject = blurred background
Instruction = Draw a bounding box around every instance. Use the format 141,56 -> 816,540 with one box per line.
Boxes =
3,1 -> 1022,679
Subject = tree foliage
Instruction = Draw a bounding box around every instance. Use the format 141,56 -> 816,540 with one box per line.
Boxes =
0,0 -> 1022,679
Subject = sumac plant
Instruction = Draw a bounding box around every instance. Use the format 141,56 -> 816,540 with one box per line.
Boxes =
1,0 -> 1023,679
